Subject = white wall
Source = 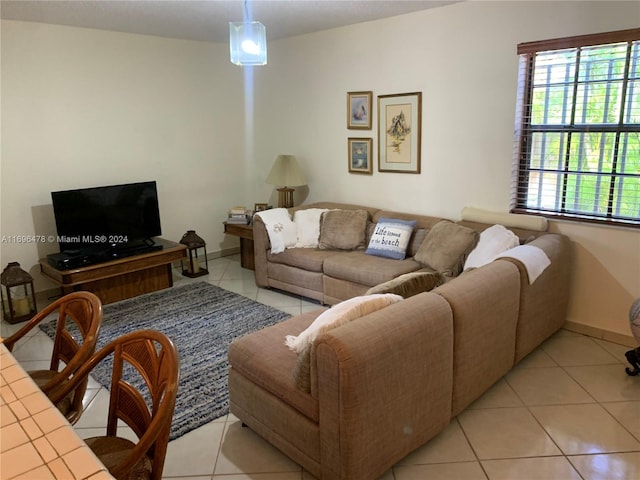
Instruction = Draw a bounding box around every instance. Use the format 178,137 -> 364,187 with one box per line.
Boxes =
1,1 -> 638,339
1,20 -> 249,288
252,0 -> 640,338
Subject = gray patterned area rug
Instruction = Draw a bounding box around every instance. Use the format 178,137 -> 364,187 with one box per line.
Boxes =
40,281 -> 290,440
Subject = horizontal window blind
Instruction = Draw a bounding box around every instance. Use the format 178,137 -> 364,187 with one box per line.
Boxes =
512,29 -> 640,227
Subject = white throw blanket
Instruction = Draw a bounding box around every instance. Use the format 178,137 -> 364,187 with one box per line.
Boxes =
254,208 -> 297,254
495,245 -> 551,284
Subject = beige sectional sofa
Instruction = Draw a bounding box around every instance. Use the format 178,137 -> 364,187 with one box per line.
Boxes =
253,202 -> 446,305
228,202 -> 571,480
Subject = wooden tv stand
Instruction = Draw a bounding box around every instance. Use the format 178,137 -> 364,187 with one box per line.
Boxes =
40,238 -> 187,305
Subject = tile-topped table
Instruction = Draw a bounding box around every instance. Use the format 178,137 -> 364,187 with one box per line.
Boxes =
0,341 -> 113,479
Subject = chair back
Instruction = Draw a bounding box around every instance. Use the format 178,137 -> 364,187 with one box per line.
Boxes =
3,291 -> 103,423
53,329 -> 180,480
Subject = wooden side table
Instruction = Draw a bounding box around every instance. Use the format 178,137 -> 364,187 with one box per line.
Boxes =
224,222 -> 254,270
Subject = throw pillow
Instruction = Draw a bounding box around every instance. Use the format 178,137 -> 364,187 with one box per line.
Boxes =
318,209 -> 369,250
464,224 -> 520,270
255,208 -> 297,254
284,293 -> 403,353
365,271 -> 445,298
414,220 -> 480,276
365,217 -> 417,260
293,208 -> 328,248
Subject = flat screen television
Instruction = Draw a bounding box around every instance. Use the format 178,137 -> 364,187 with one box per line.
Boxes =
51,181 -> 162,254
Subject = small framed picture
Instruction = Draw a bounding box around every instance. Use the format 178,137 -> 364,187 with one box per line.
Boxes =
254,203 -> 269,212
347,91 -> 373,130
348,137 -> 373,174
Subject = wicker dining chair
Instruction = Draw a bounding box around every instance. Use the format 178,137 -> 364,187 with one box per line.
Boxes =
50,329 -> 180,480
3,291 -> 103,424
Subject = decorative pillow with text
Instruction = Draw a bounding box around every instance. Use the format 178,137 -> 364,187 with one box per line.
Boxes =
365,217 -> 417,260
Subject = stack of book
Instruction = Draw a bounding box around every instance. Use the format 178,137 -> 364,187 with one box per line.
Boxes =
227,206 -> 251,224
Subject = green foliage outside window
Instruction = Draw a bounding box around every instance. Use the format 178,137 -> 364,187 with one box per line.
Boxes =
514,31 -> 639,226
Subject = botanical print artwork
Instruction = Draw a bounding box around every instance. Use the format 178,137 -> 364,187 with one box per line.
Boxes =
385,103 -> 412,163
377,91 -> 421,173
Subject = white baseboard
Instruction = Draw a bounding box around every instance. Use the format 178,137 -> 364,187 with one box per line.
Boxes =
171,247 -> 240,268
564,320 -> 636,348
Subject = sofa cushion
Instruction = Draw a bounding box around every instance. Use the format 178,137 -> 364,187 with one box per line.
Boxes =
407,228 -> 428,257
319,209 -> 369,250
323,251 -> 424,286
365,271 -> 445,298
464,224 -> 520,270
294,208 -> 328,248
365,217 -> 417,260
415,220 -> 479,276
267,247 -> 336,272
228,310 -> 323,421
285,293 -> 403,353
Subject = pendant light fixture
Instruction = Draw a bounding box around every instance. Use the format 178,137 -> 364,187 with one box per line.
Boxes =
229,0 -> 267,66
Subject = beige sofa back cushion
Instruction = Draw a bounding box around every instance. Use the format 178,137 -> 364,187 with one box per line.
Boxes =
319,209 -> 369,250
415,220 -> 479,276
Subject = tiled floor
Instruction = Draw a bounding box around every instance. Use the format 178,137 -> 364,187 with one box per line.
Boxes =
2,254 -> 639,480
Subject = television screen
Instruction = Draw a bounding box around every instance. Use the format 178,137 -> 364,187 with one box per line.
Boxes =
51,181 -> 162,252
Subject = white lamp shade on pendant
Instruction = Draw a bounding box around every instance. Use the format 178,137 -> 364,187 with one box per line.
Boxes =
229,21 -> 267,66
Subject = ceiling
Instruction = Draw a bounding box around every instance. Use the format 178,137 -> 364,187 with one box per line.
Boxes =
0,0 -> 460,43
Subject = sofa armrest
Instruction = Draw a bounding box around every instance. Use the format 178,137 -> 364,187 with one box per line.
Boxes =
525,233 -> 571,269
252,215 -> 271,287
497,233 -> 572,362
313,292 -> 454,480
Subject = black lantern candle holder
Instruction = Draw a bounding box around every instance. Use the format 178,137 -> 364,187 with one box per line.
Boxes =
1,262 -> 37,324
179,230 -> 209,278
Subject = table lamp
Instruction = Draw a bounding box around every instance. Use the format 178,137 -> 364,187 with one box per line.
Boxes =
265,155 -> 307,208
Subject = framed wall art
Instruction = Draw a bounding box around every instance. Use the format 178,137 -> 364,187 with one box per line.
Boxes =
377,92 -> 422,173
347,91 -> 373,130
348,137 -> 373,174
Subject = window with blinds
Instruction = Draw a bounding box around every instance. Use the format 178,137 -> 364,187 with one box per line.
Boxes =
512,29 -> 640,227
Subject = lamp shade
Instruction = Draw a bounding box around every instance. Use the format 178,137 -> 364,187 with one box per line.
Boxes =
265,155 -> 307,187
229,21 -> 267,66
